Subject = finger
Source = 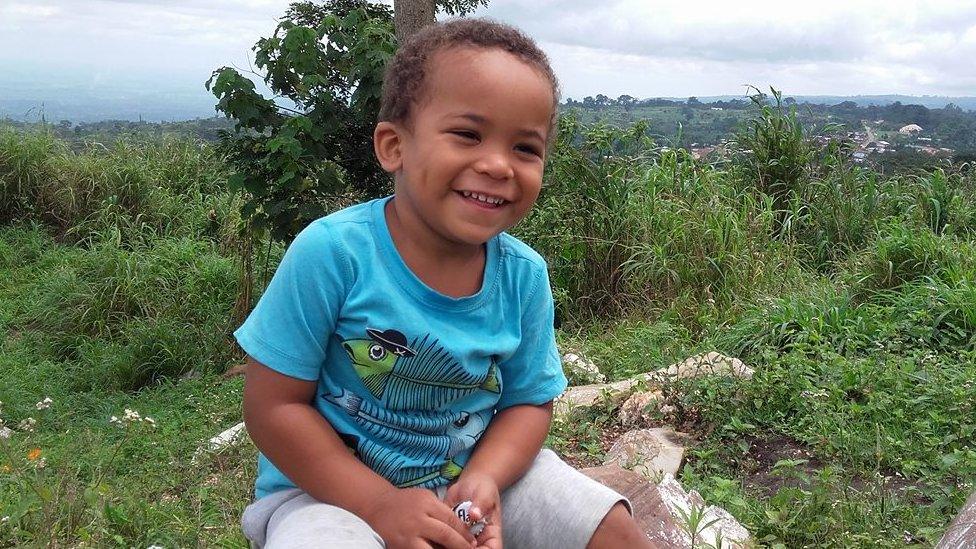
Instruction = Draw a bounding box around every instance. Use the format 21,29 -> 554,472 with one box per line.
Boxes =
445,483 -> 472,508
469,497 -> 499,523
476,522 -> 503,549
423,516 -> 476,549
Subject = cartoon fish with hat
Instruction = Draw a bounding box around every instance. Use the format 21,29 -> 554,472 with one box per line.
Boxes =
342,329 -> 500,409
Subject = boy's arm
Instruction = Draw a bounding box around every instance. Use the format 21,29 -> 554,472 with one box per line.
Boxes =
243,358 -> 476,548
242,357 -> 393,513
461,401 -> 554,491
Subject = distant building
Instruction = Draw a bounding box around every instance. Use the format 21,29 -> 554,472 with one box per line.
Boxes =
899,124 -> 923,134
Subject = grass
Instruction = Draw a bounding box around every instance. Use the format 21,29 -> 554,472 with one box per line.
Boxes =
2,115 -> 975,547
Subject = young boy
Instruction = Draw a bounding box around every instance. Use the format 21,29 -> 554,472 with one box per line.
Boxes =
236,18 -> 653,548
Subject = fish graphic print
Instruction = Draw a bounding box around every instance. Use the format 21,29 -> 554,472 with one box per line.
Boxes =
328,327 -> 500,488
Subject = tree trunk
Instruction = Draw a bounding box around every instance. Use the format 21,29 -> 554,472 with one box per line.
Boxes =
394,0 -> 436,45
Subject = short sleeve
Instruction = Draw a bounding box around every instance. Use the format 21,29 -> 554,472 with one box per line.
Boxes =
495,268 -> 568,410
233,221 -> 350,381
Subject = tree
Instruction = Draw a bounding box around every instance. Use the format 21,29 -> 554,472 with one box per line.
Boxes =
395,0 -> 488,43
208,0 -> 489,242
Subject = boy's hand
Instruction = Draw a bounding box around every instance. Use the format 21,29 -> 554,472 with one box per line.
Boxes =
445,472 -> 503,549
360,487 -> 477,549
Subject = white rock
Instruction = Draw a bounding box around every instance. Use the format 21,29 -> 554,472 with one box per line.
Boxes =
604,428 -> 689,481
649,352 -> 753,384
554,378 -> 639,415
192,421 -> 248,463
561,351 -> 607,385
657,473 -> 752,548
554,352 -> 751,417
206,421 -> 248,450
618,390 -> 664,426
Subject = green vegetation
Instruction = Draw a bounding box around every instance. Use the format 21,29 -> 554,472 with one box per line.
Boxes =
2,90 -> 975,548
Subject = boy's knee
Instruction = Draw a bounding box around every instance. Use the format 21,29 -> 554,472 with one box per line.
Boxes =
587,502 -> 648,549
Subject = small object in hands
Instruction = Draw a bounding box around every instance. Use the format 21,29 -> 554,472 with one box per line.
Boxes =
452,500 -> 487,537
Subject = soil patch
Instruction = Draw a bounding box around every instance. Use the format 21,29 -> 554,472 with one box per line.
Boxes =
739,435 -> 930,503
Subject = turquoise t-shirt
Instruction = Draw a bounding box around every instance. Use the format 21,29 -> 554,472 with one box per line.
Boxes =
234,197 -> 567,498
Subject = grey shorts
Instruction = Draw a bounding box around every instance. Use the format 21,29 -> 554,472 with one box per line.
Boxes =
242,449 -> 631,548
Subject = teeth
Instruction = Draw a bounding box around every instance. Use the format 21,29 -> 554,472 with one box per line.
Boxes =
460,191 -> 504,205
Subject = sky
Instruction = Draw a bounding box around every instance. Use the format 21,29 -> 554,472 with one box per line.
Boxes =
1,0 -> 974,119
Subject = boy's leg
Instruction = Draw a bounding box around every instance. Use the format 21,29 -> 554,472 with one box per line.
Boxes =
587,502 -> 654,549
241,488 -> 385,548
499,449 -> 649,548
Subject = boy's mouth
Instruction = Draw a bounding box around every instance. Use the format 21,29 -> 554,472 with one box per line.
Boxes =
457,190 -> 508,209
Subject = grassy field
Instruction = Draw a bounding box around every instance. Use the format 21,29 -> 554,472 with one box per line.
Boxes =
1,110 -> 974,547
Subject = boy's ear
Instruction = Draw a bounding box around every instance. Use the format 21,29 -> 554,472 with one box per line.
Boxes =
373,121 -> 403,173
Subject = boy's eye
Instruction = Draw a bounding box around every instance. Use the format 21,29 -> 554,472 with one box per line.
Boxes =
516,143 -> 542,157
450,130 -> 480,141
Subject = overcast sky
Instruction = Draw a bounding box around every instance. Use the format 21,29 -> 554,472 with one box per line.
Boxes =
1,0 -> 974,105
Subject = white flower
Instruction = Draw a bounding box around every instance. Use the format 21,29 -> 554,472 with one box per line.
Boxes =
34,457 -> 46,470
0,427 -> 10,439
112,409 -> 154,427
1,515 -> 8,523
146,545 -> 165,549
18,418 -> 36,432
35,397 -> 53,410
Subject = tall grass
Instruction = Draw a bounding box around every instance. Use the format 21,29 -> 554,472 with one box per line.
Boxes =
0,127 -> 241,249
518,115 -> 793,322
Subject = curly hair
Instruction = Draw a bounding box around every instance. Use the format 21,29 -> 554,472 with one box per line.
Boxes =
378,18 -> 560,128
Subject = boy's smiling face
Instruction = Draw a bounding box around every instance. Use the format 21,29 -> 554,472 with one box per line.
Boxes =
375,47 -> 554,252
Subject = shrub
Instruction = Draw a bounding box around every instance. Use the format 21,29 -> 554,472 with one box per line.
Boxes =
847,222 -> 956,295
517,114 -> 787,322
0,128 -> 238,248
23,237 -> 239,390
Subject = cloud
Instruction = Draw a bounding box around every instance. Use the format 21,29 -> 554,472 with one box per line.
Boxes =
477,0 -> 976,97
1,0 -> 973,104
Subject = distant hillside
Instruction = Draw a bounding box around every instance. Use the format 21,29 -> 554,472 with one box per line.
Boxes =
661,95 -> 976,111
562,95 -> 976,170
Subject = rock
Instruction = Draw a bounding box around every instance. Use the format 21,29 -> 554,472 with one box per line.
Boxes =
561,351 -> 607,385
554,352 -> 751,417
937,491 -> 976,548
604,428 -> 690,481
581,465 -> 687,548
554,378 -> 639,415
582,465 -> 752,548
657,473 -> 753,548
192,421 -> 248,463
619,390 -> 664,426
649,352 -> 753,384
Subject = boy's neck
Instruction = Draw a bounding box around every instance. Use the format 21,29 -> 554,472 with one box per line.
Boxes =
384,198 -> 487,298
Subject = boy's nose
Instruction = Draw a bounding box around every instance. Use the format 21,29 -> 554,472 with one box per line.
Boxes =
472,152 -> 514,181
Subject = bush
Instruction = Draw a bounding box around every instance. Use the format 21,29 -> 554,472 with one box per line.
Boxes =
0,128 -> 239,248
22,236 -> 239,390
847,221 -> 959,295
517,115 -> 788,322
